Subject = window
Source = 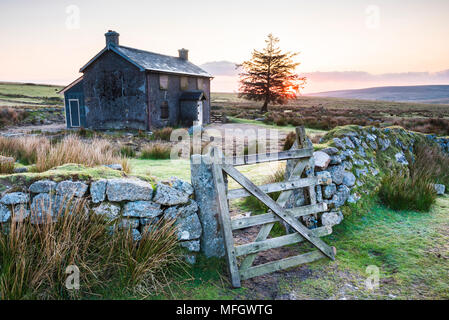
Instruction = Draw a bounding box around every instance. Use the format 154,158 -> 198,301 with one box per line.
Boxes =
160,101 -> 169,119
197,78 -> 204,90
180,76 -> 189,91
159,75 -> 168,90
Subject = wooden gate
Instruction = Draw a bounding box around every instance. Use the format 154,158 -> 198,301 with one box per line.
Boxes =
211,127 -> 336,288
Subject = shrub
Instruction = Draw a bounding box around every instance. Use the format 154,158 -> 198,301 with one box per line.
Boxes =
379,171 -> 436,212
283,132 -> 296,151
0,198 -> 181,299
140,144 -> 171,160
0,108 -> 28,127
152,127 -> 173,141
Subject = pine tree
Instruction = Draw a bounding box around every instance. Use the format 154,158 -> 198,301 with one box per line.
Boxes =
237,34 -> 306,113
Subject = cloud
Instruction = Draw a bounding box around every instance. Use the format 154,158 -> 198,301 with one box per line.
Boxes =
201,60 -> 449,93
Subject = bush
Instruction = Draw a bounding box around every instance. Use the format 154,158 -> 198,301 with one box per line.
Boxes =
0,108 -> 28,127
0,198 -> 181,299
283,132 -> 296,151
140,144 -> 171,160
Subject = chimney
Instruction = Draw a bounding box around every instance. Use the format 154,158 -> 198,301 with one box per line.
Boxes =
178,48 -> 189,60
105,30 -> 119,47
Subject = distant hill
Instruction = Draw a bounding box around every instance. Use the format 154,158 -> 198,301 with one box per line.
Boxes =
307,85 -> 449,104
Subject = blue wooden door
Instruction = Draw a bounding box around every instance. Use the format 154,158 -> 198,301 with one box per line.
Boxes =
69,99 -> 81,127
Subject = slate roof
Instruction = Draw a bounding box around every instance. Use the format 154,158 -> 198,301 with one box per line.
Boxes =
180,90 -> 207,101
80,44 -> 212,78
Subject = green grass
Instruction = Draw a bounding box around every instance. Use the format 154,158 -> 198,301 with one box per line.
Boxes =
227,116 -> 327,135
276,196 -> 449,299
0,82 -> 63,107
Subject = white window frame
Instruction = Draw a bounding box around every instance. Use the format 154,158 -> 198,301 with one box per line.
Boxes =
68,99 -> 81,128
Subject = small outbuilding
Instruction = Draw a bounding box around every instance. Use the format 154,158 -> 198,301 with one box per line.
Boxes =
60,30 -> 213,130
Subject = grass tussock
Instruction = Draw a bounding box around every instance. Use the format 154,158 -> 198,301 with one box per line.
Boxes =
0,156 -> 15,174
0,198 -> 182,300
0,135 -> 130,173
140,144 -> 171,160
0,107 -> 29,127
378,144 -> 447,212
152,127 -> 174,141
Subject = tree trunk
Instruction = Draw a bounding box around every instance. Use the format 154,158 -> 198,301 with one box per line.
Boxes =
261,99 -> 268,113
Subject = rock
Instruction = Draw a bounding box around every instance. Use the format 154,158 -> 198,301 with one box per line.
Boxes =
0,203 -> 11,223
342,171 -> 356,187
321,210 -> 344,226
153,182 -> 190,206
165,178 -> 194,197
184,254 -> 197,264
12,204 -> 30,222
13,167 -> 28,173
333,138 -> 346,150
316,171 -> 332,185
366,133 -> 377,142
29,180 -> 57,193
123,201 -> 163,218
368,141 -> 378,150
353,159 -> 365,167
93,202 -> 121,221
330,185 -> 350,208
131,229 -> 142,241
164,200 -> 199,220
0,192 -> 29,205
330,155 -> 342,165
327,164 -> 345,185
313,151 -> 331,170
341,149 -> 355,161
350,136 -> 362,147
90,179 -> 107,203
56,181 -> 88,198
163,201 -> 201,241
395,152 -> 409,165
180,240 -> 201,252
343,137 -> 355,149
357,147 -> 366,158
323,183 -> 337,199
347,193 -> 361,204
434,184 -> 445,195
321,147 -> 339,155
106,179 -> 153,202
370,167 -> 380,176
173,212 -> 202,241
104,164 -> 122,171
355,168 -> 369,177
343,161 -> 353,170
30,193 -> 59,224
117,218 -> 140,229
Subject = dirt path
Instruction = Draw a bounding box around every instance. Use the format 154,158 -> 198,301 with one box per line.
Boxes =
0,123 -> 66,135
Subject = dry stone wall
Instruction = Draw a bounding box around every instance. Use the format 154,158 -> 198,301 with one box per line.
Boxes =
0,177 -> 202,263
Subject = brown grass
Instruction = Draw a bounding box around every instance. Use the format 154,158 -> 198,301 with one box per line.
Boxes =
0,107 -> 28,127
140,143 -> 171,160
0,156 -> 15,174
0,135 -> 129,173
0,197 -> 181,299
152,127 -> 174,141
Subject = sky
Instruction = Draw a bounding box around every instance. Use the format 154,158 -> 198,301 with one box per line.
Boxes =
0,0 -> 448,93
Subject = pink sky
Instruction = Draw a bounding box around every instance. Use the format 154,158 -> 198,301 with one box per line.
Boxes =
1,0 -> 449,93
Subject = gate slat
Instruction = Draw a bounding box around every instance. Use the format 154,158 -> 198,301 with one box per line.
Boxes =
226,148 -> 313,167
231,202 -> 327,230
240,251 -> 325,280
222,164 -> 336,260
227,176 -> 330,200
211,162 -> 241,288
235,226 -> 332,257
239,158 -> 310,270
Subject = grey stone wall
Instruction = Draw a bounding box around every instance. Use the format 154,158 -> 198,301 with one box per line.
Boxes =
0,176 -> 202,263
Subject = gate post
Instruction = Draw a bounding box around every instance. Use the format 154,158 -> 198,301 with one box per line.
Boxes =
190,154 -> 225,258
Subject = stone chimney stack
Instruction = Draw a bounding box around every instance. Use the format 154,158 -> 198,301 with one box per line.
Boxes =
105,30 -> 119,47
178,48 -> 189,61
